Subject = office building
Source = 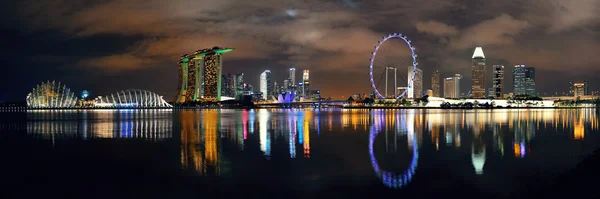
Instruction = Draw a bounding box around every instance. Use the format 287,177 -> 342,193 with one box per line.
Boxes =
493,65 -> 504,98
432,70 -> 441,97
513,65 -> 536,96
302,70 -> 310,98
569,80 -> 574,96
444,74 -> 461,99
235,73 -> 244,99
289,68 -> 296,87
573,81 -> 589,97
221,74 -> 236,97
471,47 -> 486,98
408,66 -> 423,99
283,79 -> 291,92
260,70 -> 271,100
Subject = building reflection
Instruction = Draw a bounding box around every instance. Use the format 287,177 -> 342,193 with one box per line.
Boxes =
369,110 -> 419,189
19,108 -> 600,185
472,123 -> 485,175
422,109 -> 599,166
26,110 -> 172,141
258,109 -> 270,157
180,110 -> 222,176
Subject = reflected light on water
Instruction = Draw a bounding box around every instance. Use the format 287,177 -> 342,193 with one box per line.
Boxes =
259,109 -> 270,157
15,108 -> 600,187
369,111 -> 418,189
26,109 -> 172,141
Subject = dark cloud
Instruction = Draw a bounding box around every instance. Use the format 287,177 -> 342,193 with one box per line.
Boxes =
1,0 -> 599,100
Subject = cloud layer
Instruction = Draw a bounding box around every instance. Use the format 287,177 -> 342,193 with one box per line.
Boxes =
12,0 -> 600,98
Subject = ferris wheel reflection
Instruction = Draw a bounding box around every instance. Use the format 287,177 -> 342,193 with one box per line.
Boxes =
369,110 -> 419,189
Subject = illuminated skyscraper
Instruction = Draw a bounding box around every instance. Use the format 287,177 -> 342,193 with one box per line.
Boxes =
302,70 -> 310,98
175,46 -> 234,102
471,47 -> 486,98
221,74 -> 236,97
513,65 -> 536,96
574,82 -> 588,97
289,68 -> 296,87
569,80 -> 574,96
431,70 -> 441,97
444,74 -> 461,98
283,79 -> 291,92
493,65 -> 504,98
408,66 -> 423,99
303,70 -> 309,80
235,73 -> 244,99
260,70 -> 271,100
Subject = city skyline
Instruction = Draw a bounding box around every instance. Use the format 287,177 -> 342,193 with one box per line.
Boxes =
1,0 -> 600,101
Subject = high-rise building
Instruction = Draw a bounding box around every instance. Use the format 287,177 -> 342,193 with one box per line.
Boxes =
408,66 -> 423,99
488,88 -> 495,98
303,70 -> 309,81
283,79 -> 291,92
493,65 -> 504,98
221,74 -> 236,97
235,73 -> 244,99
302,70 -> 310,98
289,68 -> 296,87
574,83 -> 586,97
273,81 -> 278,97
432,70 -> 441,97
513,65 -> 536,96
444,74 -> 461,99
175,46 -> 234,103
573,81 -> 589,97
569,80 -> 574,96
471,47 -> 486,98
260,70 -> 271,100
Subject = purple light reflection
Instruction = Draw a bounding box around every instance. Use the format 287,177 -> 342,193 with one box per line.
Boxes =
369,113 -> 419,189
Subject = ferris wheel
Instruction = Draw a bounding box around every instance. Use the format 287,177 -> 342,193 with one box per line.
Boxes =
369,33 -> 418,99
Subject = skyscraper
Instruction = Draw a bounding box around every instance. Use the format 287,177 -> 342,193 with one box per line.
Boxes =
573,81 -> 589,97
273,81 -> 278,97
283,79 -> 290,92
471,47 -> 486,98
432,70 -> 441,97
289,68 -> 296,87
302,70 -> 310,98
513,65 -> 536,96
235,73 -> 244,99
444,74 -> 461,99
569,80 -> 574,96
408,66 -> 423,99
260,70 -> 271,100
493,65 -> 504,98
574,83 -> 586,97
175,46 -> 234,103
221,74 -> 236,97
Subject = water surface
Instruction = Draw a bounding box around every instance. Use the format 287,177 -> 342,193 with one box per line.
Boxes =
1,109 -> 599,198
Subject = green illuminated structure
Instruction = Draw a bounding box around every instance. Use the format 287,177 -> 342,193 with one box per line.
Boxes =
175,46 -> 234,103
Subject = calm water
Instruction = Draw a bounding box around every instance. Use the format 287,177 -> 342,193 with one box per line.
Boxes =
1,109 -> 599,198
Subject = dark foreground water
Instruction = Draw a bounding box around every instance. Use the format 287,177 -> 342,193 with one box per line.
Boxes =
1,109 -> 600,198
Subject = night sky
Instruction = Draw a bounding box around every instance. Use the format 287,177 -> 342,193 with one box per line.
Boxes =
1,0 -> 599,101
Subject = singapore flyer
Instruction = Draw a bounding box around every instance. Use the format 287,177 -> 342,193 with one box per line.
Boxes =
369,33 -> 418,99
369,112 -> 419,189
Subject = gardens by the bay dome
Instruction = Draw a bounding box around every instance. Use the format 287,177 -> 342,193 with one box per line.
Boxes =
26,80 -> 77,108
94,89 -> 172,108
